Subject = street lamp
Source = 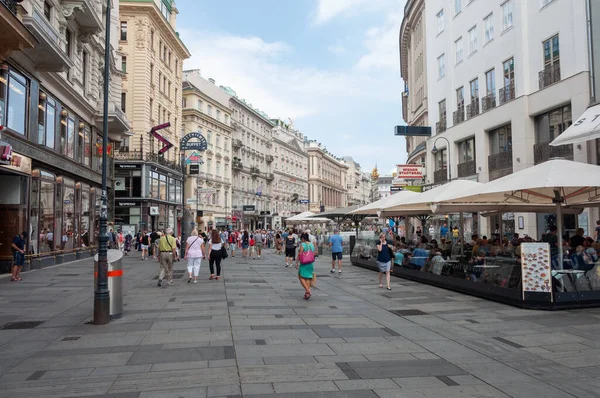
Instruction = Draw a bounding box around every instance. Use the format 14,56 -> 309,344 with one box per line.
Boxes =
431,136 -> 452,181
94,0 -> 112,325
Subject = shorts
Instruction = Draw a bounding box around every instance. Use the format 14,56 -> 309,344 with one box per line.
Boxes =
332,252 -> 342,261
13,251 -> 24,266
285,247 -> 296,258
255,243 -> 263,249
242,243 -> 249,249
141,244 -> 148,250
377,261 -> 391,272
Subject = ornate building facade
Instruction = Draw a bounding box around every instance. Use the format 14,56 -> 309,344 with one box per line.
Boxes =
114,0 -> 190,233
307,143 -> 348,212
341,156 -> 371,206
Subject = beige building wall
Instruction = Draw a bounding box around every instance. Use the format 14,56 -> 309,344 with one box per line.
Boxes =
119,0 -> 190,163
307,144 -> 348,212
181,73 -> 233,230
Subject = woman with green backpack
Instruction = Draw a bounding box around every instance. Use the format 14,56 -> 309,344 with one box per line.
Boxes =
296,232 -> 316,300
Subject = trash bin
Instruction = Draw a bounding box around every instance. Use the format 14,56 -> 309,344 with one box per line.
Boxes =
94,249 -> 124,319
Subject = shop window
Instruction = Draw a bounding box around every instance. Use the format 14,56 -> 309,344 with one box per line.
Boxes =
77,121 -> 85,164
168,177 -> 176,202
159,174 -> 167,200
61,178 -> 76,251
150,171 -> 159,199
534,104 -> 572,143
95,134 -> 103,172
38,92 -> 56,148
33,171 -> 56,254
83,125 -> 91,167
489,124 -> 512,154
80,185 -> 91,247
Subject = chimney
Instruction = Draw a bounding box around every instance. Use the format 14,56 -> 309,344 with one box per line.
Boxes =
209,78 -> 215,84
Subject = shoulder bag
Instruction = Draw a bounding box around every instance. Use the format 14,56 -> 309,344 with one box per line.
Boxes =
299,243 -> 315,265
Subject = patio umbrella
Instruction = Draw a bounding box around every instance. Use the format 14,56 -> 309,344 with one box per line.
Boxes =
286,211 -> 330,224
550,104 -> 600,146
349,190 -> 419,215
439,158 -> 600,268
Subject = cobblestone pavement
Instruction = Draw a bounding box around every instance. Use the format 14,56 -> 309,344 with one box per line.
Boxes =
1,249 -> 600,397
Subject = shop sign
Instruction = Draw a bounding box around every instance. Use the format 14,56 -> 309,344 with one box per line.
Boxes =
0,151 -> 32,175
243,205 -> 255,211
116,201 -> 141,207
390,186 -> 403,192
186,198 -> 198,205
396,164 -> 424,179
189,164 -> 199,174
404,186 -> 423,193
116,163 -> 141,170
149,206 -> 159,215
181,132 -> 208,151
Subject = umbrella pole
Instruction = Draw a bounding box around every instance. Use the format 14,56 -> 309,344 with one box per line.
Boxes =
556,202 -> 564,270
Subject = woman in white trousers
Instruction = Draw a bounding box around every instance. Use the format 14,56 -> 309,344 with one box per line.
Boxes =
184,229 -> 205,284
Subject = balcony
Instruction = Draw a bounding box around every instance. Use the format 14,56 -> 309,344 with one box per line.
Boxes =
0,0 -> 36,59
232,139 -> 242,149
61,0 -> 103,34
266,155 -> 274,163
433,168 -> 448,183
436,116 -> 447,134
539,63 -> 561,90
453,105 -> 465,126
457,159 -> 476,178
482,92 -> 496,113
95,101 -> 131,142
466,98 -> 480,120
488,150 -> 513,181
533,142 -> 573,165
251,166 -> 260,178
499,82 -> 515,105
232,161 -> 243,171
115,139 -> 182,174
266,173 -> 274,181
22,6 -> 73,72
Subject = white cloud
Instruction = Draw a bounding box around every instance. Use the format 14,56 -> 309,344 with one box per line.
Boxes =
328,44 -> 347,55
314,0 -> 398,24
356,11 -> 404,71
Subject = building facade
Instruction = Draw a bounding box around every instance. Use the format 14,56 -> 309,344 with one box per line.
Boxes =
307,143 -> 348,212
423,0 -> 595,237
271,119 -> 308,228
114,0 -> 190,234
377,176 -> 394,199
0,0 -> 130,271
341,156 -> 371,206
181,70 -> 233,231
222,88 -> 274,230
400,0 -> 429,169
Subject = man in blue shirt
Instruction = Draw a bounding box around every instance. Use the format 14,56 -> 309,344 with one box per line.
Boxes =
11,231 -> 27,282
329,229 -> 344,274
440,222 -> 449,240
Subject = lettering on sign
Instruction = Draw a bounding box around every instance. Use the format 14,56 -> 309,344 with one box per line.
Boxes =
396,164 -> 424,179
181,132 -> 208,151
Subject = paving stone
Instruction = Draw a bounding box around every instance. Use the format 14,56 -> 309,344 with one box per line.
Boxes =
91,365 -> 153,376
236,344 -> 335,358
139,387 -> 207,398
244,391 -> 378,398
11,352 -> 134,372
241,382 -> 275,395
263,356 -> 318,365
342,359 -> 468,379
334,378 -> 399,390
207,384 -> 241,397
273,380 -> 339,393
127,346 -> 234,365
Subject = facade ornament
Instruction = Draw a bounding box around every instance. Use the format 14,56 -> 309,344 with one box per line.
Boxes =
135,19 -> 150,50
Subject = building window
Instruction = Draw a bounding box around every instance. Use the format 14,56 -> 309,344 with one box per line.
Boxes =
83,125 -> 91,167
484,13 -> 494,43
160,0 -> 171,21
65,28 -> 72,57
1,69 -> 29,135
216,109 -> 221,121
437,54 -> 446,78
455,0 -> 462,15
121,56 -> 126,73
120,21 -> 127,41
485,68 -> 496,94
197,100 -> 202,111
207,105 -> 212,117
82,51 -> 89,91
121,92 -> 126,113
489,124 -> 512,154
458,137 -> 475,163
38,93 -> 56,148
455,37 -> 463,64
543,34 -> 560,67
456,86 -> 464,106
436,148 -> 447,171
150,63 -> 154,85
439,99 -> 446,119
149,98 -> 153,120
182,97 -> 186,108
534,105 -> 572,143
470,78 -> 479,99
501,0 -> 513,31
150,29 -> 154,49
503,57 -> 515,88
43,1 -> 51,20
436,9 -> 444,34
468,26 -> 477,54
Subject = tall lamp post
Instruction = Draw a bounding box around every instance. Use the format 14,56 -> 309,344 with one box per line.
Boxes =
430,136 -> 452,181
94,0 -> 112,325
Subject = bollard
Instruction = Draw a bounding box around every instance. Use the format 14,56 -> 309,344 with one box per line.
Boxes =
94,249 -> 124,319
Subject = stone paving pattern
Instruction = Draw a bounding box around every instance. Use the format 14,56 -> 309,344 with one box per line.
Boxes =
1,249 -> 600,397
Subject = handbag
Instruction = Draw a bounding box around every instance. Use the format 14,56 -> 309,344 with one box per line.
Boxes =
299,243 -> 315,265
220,244 -> 229,259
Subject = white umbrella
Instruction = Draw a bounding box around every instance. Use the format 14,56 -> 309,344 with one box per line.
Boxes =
550,104 -> 600,146
349,190 -> 419,215
287,211 -> 316,221
286,211 -> 331,224
439,158 -> 600,268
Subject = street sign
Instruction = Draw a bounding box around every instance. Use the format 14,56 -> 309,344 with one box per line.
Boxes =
195,188 -> 217,194
189,164 -> 199,174
390,186 -> 403,192
299,199 -> 309,204
181,132 -> 208,151
186,198 -> 198,204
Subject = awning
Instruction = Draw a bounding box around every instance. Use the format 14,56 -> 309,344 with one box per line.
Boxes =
551,103 -> 600,146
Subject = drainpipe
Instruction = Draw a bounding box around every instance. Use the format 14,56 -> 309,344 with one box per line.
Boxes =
586,0 -> 596,104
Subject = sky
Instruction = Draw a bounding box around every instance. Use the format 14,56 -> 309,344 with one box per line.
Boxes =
176,0 -> 408,176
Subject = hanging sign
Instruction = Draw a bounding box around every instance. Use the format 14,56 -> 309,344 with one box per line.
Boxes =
185,151 -> 204,165
181,132 -> 208,151
150,122 -> 173,154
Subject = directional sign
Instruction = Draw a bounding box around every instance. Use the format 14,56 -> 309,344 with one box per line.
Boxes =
150,122 -> 173,154
299,199 -> 309,204
181,132 -> 208,151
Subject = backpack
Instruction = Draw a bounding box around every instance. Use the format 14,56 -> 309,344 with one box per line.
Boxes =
249,238 -> 255,246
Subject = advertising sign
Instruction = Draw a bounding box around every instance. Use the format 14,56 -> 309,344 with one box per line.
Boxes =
189,164 -> 199,174
243,205 -> 255,212
180,132 -> 208,151
521,242 -> 552,300
404,186 -> 423,193
396,164 -> 424,179
0,152 -> 31,175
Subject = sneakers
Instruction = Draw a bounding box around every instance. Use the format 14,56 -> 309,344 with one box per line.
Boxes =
188,277 -> 192,284
168,280 -> 174,285
338,270 -> 342,274
193,280 -> 198,284
157,279 -> 162,287
330,269 -> 335,274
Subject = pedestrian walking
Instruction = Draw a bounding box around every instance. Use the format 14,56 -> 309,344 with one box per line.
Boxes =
241,230 -> 249,258
254,230 -> 265,258
154,232 -> 161,262
229,231 -> 236,257
329,229 -> 343,274
140,231 -> 149,260
11,231 -> 27,282
157,228 -> 177,287
249,233 -> 256,259
185,229 -> 205,284
376,233 -> 393,290
296,233 -> 316,300
118,230 -> 125,252
124,232 -> 132,256
275,231 -> 282,254
285,231 -> 297,267
208,229 -> 223,280
150,230 -> 159,258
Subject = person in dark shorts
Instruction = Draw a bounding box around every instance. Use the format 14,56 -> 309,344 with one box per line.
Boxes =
11,231 -> 27,282
329,229 -> 344,274
285,232 -> 297,267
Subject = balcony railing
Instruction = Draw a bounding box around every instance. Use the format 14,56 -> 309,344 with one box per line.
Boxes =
453,105 -> 465,126
488,150 -> 513,180
466,98 -> 480,120
539,63 -> 561,90
482,92 -> 496,113
533,142 -> 573,164
115,141 -> 182,174
232,161 -> 243,171
499,82 -> 515,105
457,159 -> 476,178
436,116 -> 447,134
1,0 -> 18,14
434,168 -> 447,183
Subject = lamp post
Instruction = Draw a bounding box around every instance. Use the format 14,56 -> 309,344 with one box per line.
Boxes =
430,136 -> 452,181
93,0 -> 112,325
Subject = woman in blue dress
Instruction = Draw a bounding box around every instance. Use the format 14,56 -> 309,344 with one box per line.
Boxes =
296,233 -> 315,300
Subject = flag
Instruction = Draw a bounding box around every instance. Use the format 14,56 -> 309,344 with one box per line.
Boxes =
256,184 -> 263,197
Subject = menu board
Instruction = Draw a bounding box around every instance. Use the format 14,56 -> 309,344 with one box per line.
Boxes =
521,242 -> 552,300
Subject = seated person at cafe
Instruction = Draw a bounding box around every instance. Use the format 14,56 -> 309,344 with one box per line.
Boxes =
430,251 -> 445,275
510,233 -> 520,247
439,238 -> 452,257
542,225 -> 559,258
570,228 -> 585,249
490,238 -> 503,256
469,234 -> 478,246
467,250 -> 486,282
407,247 -> 430,271
393,247 -> 404,268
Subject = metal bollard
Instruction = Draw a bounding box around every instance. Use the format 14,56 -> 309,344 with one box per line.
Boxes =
94,249 -> 124,319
